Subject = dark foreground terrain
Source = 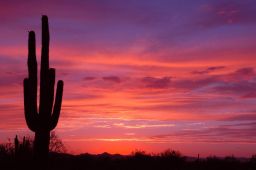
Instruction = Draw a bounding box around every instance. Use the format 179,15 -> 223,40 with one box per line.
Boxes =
1,151 -> 256,170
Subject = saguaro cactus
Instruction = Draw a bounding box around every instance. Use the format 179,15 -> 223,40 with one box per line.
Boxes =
23,15 -> 64,161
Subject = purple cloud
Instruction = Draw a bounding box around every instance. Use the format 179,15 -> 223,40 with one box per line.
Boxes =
151,121 -> 256,143
224,114 -> 256,121
173,77 -> 219,91
142,76 -> 171,89
211,81 -> 256,97
173,68 -> 256,98
197,0 -> 256,28
231,67 -> 255,79
192,66 -> 226,75
83,76 -> 96,81
102,76 -> 121,83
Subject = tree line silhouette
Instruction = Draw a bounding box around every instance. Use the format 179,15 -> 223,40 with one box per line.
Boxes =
0,138 -> 256,170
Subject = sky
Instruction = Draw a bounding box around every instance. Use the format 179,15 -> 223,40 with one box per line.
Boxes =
0,0 -> 256,157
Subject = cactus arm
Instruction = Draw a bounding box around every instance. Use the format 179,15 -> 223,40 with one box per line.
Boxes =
23,78 -> 38,132
24,31 -> 38,132
28,31 -> 38,115
49,80 -> 63,130
48,68 -> 55,114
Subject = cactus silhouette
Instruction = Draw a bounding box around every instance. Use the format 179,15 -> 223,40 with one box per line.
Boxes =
23,15 -> 64,162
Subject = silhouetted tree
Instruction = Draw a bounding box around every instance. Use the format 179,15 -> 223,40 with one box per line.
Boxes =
131,149 -> 148,157
160,149 -> 181,158
49,132 -> 66,153
0,139 -> 13,160
23,15 -> 64,164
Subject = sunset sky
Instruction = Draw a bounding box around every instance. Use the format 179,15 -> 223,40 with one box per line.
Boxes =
0,0 -> 256,157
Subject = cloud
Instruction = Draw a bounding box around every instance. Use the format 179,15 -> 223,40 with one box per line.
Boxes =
83,76 -> 96,81
241,92 -> 256,99
197,0 -> 256,28
142,76 -> 171,89
192,66 -> 226,75
102,76 -> 121,83
151,120 -> 256,143
113,122 -> 175,129
211,81 -> 256,97
172,67 -> 256,97
173,77 -> 218,91
224,114 -> 256,121
229,67 -> 255,80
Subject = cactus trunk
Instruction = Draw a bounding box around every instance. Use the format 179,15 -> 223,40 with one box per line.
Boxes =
23,15 -> 64,163
34,131 -> 50,161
